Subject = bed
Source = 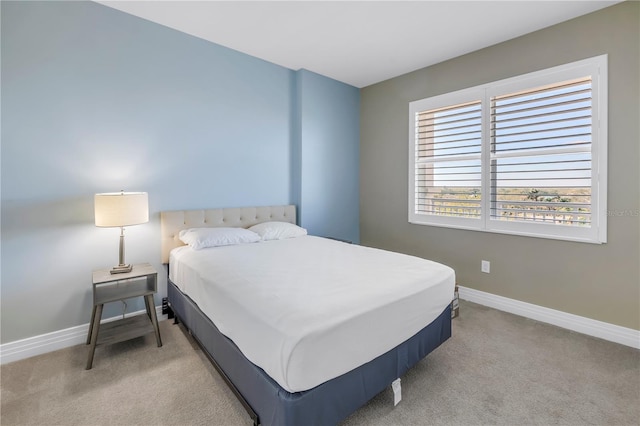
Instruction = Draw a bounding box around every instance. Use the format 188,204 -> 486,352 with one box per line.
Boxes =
161,205 -> 454,425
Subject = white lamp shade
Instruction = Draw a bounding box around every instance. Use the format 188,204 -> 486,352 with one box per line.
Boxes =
95,192 -> 149,227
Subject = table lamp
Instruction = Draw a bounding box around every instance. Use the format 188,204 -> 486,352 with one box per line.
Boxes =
95,191 -> 149,274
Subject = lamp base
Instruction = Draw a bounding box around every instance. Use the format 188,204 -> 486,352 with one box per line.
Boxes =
110,264 -> 133,274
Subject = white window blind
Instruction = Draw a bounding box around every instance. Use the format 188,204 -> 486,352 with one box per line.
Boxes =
490,77 -> 593,226
414,101 -> 482,219
408,55 -> 607,243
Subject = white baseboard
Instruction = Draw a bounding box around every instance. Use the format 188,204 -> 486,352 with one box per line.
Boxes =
0,307 -> 167,365
458,286 -> 640,350
3,291 -> 638,365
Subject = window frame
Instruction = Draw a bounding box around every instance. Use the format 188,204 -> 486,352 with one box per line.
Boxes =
408,55 -> 607,244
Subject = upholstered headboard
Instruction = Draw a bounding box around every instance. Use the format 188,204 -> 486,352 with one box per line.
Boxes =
160,205 -> 296,263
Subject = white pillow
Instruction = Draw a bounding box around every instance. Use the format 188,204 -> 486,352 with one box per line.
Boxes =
249,221 -> 307,241
179,227 -> 260,250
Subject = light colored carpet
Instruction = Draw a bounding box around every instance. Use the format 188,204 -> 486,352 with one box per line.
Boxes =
1,300 -> 638,425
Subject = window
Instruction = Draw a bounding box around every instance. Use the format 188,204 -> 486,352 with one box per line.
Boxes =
409,55 -> 607,243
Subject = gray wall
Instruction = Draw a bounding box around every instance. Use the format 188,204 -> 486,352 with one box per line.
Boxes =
360,1 -> 639,330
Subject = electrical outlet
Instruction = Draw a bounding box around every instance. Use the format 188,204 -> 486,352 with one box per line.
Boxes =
481,260 -> 491,273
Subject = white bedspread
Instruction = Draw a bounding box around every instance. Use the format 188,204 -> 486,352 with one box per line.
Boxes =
169,236 -> 455,393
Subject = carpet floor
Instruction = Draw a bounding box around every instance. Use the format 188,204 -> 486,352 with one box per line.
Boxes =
1,300 -> 638,425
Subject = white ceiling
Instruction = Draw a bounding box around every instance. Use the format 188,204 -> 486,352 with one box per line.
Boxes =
98,0 -> 621,88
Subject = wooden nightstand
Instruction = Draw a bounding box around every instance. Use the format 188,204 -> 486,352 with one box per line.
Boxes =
86,263 -> 162,369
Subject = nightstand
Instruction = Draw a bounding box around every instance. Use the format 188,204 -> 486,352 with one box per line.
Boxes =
86,263 -> 162,369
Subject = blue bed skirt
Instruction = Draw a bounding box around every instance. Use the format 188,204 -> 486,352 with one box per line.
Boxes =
168,278 -> 451,426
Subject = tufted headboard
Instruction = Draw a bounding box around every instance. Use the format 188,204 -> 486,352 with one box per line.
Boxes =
160,205 -> 297,263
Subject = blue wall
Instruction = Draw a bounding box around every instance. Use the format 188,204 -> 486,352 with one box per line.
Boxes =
1,1 -> 359,343
295,70 -> 360,243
